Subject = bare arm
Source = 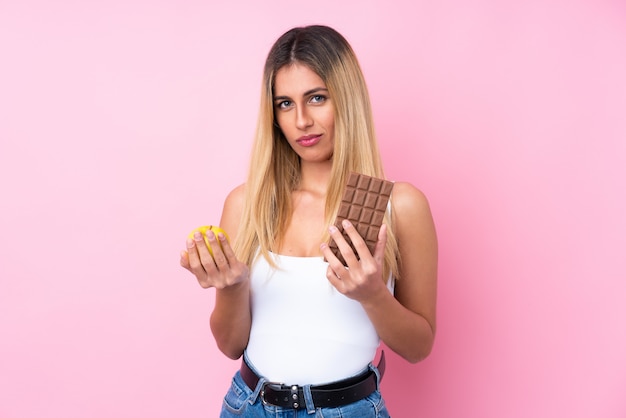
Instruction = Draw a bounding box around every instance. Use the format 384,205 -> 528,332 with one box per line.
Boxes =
180,184 -> 251,359
322,182 -> 437,363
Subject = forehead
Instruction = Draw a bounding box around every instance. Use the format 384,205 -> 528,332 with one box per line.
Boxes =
273,63 -> 327,96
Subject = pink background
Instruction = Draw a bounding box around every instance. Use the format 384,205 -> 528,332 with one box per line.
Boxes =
1,1 -> 625,417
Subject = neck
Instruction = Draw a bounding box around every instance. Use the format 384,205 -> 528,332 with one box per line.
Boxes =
298,160 -> 332,196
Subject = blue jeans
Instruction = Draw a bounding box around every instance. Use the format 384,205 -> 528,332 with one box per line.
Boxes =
220,361 -> 391,417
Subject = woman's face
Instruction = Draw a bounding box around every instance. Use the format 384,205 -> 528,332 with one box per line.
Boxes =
273,63 -> 335,164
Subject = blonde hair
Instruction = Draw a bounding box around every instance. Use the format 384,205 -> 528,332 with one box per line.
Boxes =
235,25 -> 400,281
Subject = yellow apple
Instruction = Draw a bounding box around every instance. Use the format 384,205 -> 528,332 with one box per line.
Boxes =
188,225 -> 230,257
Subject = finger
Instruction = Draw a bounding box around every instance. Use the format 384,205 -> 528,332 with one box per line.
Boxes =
206,230 -> 229,270
180,250 -> 191,270
339,220 -> 371,262
217,232 -> 240,269
320,241 -> 337,263
217,231 -> 237,264
194,231 -> 218,273
186,238 -> 201,269
321,242 -> 350,283
328,224 -> 359,266
186,238 -> 208,277
323,262 -> 345,293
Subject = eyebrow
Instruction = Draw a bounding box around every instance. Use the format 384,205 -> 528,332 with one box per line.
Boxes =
273,87 -> 329,102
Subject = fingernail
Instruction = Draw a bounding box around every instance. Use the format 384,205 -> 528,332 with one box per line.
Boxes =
329,226 -> 338,233
187,238 -> 195,247
193,232 -> 203,240
342,219 -> 352,228
320,243 -> 327,250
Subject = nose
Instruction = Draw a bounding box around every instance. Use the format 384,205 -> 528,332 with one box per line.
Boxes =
295,105 -> 313,130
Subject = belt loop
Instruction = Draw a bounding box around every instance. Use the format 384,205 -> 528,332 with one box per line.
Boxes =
249,379 -> 266,406
302,384 -> 316,414
243,352 -> 267,405
369,350 -> 386,390
369,363 -> 381,391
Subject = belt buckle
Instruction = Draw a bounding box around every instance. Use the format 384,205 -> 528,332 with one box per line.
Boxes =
260,382 -> 302,409
259,382 -> 282,406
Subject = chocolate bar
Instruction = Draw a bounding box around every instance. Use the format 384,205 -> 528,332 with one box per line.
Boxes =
328,172 -> 394,266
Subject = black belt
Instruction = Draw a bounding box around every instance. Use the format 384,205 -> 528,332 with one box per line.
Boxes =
240,351 -> 385,410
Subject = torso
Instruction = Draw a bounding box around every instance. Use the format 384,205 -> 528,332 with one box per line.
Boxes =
244,183 -> 397,384
244,252 -> 382,385
278,188 -> 327,257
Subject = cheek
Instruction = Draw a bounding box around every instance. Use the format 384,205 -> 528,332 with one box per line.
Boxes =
327,116 -> 335,135
322,110 -> 335,130
275,115 -> 290,134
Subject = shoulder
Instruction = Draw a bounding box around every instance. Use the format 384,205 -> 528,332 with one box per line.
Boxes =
390,181 -> 432,218
224,183 -> 246,209
220,183 -> 246,235
389,181 -> 437,244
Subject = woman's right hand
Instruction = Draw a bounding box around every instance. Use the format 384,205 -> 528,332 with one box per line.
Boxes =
180,229 -> 249,289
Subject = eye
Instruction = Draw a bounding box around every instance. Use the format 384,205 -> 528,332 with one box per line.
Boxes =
310,95 -> 326,104
276,100 -> 292,110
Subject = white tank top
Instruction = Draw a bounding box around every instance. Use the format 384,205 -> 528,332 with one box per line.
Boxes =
245,253 -> 394,385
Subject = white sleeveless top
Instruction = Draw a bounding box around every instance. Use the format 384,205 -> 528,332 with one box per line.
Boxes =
245,253 -> 394,385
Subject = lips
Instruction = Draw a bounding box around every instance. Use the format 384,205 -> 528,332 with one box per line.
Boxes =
296,134 -> 322,147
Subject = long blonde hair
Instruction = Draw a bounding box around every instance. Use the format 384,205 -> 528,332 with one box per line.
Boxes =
234,25 -> 400,281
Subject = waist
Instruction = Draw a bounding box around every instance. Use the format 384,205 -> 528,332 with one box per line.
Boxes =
248,255 -> 380,383
245,337 -> 378,385
240,351 -> 386,410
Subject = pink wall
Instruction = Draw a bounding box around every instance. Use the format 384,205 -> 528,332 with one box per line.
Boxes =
1,1 -> 625,417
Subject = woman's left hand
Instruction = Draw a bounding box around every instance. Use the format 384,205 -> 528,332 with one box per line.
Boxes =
321,219 -> 389,302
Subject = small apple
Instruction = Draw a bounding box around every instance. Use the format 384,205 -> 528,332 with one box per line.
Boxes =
188,225 -> 230,257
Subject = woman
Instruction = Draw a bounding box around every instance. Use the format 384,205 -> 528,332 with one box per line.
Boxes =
180,25 -> 437,417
